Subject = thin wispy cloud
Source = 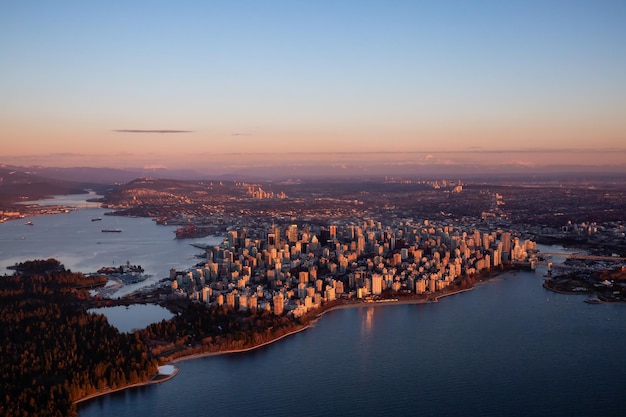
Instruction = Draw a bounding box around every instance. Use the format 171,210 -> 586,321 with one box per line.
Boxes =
113,130 -> 193,134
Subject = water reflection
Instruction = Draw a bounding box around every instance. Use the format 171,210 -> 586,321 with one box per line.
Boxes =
361,307 -> 375,338
88,304 -> 174,333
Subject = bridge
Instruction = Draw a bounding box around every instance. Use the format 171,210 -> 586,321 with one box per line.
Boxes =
537,253 -> 626,262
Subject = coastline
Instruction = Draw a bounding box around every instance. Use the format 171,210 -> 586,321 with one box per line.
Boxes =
76,273 -> 494,405
75,366 -> 179,405
542,281 -> 626,303
167,286 -> 475,365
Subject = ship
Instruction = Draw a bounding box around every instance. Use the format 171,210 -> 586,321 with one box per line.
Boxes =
97,262 -> 150,284
101,228 -> 122,232
91,217 -> 102,221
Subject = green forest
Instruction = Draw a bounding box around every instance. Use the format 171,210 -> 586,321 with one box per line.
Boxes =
0,259 -> 310,416
0,258 -> 502,416
0,259 -> 157,417
140,301 -> 309,361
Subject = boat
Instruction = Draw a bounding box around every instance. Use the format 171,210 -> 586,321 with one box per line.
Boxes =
584,297 -> 602,304
101,229 -> 122,233
97,262 -> 144,275
91,217 -> 102,222
96,262 -> 150,284
98,271 -> 149,284
25,221 -> 33,226
118,273 -> 150,284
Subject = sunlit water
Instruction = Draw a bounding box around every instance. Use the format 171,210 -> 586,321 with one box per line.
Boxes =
3,198 -> 624,416
79,266 -> 626,417
0,194 -> 222,297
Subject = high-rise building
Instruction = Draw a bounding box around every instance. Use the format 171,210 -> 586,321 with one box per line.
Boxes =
372,273 -> 383,295
501,232 -> 511,262
248,294 -> 258,310
288,224 -> 298,243
415,279 -> 427,294
325,285 -> 336,301
473,230 -> 481,248
227,230 -> 238,248
273,225 -> 281,245
273,293 -> 284,316
239,294 -> 248,311
226,291 -> 236,309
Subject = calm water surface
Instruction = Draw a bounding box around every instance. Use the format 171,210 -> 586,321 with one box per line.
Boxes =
3,200 -> 624,416
79,268 -> 626,417
0,194 -> 221,297
89,304 -> 174,333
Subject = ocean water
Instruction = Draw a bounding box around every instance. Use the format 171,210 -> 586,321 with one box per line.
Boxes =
3,199 -> 624,416
79,269 -> 626,417
0,195 -> 221,297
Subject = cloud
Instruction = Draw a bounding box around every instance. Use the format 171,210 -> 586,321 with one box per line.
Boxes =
113,129 -> 193,133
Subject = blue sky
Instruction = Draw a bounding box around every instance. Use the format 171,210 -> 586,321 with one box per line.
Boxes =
1,1 -> 625,170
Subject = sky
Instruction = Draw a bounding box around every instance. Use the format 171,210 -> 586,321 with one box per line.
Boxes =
1,0 -> 625,174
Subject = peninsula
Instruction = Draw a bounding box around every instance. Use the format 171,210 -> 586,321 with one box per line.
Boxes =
2,174 -> 625,417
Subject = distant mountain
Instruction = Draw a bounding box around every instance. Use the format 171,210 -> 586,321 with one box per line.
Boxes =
208,161 -> 626,181
1,161 -> 624,188
7,165 -> 204,184
0,166 -> 92,203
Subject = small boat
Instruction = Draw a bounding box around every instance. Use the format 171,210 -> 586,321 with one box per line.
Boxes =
584,297 -> 602,304
91,217 -> 102,222
25,221 -> 33,225
101,229 -> 122,233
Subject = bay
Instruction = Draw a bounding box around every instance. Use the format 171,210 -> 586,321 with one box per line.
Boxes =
0,194 -> 222,297
3,197 -> 624,416
78,265 -> 626,417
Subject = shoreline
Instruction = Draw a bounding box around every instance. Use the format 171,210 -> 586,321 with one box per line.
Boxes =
542,281 -> 626,303
168,286 -> 475,365
76,271 -> 505,405
75,366 -> 179,405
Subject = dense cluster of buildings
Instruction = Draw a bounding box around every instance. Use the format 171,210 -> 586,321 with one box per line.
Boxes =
245,185 -> 287,200
169,219 -> 537,317
561,220 -> 626,241
0,206 -> 74,223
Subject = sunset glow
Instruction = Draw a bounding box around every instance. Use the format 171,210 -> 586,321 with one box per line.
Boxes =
2,1 -> 625,173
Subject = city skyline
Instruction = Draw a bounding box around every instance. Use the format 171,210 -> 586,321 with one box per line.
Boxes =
2,1 -> 625,173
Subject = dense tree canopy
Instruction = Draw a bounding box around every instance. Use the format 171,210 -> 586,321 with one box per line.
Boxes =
0,260 -> 157,417
1,259 -> 309,416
